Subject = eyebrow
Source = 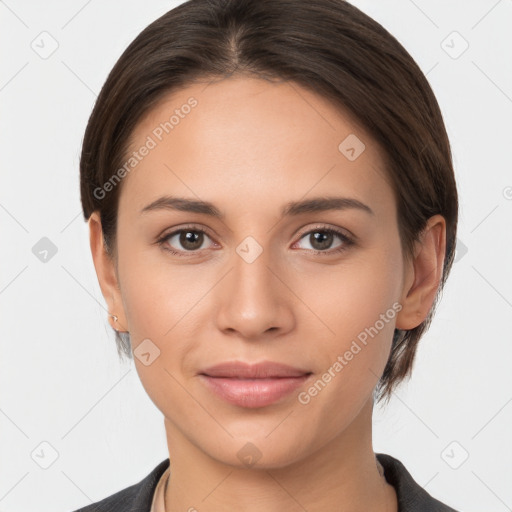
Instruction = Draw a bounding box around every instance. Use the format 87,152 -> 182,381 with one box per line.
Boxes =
140,195 -> 374,218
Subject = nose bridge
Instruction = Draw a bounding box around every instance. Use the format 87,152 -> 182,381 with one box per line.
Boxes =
234,241 -> 275,300
215,238 -> 293,338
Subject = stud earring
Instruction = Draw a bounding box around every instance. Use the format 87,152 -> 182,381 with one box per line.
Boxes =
109,313 -> 129,334
109,313 -> 119,331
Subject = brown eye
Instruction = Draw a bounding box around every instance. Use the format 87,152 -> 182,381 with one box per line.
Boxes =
159,228 -> 214,254
178,230 -> 204,251
308,231 -> 336,251
294,227 -> 354,255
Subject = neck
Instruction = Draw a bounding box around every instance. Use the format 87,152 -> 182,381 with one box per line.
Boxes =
162,397 -> 397,512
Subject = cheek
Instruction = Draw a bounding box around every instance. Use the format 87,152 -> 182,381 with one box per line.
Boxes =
296,242 -> 403,396
305,241 -> 402,340
292,282 -> 399,450
115,244 -> 213,396
116,239 -> 203,337
115,247 -> 201,412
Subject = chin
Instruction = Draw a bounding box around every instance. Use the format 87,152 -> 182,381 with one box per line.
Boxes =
197,427 -> 315,470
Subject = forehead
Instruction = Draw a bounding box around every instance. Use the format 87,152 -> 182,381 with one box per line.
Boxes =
119,76 -> 394,219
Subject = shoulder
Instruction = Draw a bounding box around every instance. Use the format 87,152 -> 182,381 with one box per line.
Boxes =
376,453 -> 460,511
70,458 -> 170,512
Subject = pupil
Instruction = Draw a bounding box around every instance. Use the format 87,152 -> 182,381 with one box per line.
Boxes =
311,231 -> 332,250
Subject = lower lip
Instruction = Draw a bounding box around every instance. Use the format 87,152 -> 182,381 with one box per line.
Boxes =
199,374 -> 311,408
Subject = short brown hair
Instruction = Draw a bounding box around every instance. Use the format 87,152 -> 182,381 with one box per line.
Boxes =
80,0 -> 458,403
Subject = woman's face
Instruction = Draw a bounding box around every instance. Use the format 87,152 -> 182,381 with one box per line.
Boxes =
97,76 -> 415,468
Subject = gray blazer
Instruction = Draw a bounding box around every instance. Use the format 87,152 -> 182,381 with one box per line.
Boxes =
70,453 -> 459,511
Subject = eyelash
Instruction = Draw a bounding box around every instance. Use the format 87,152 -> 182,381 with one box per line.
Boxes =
156,224 -> 355,258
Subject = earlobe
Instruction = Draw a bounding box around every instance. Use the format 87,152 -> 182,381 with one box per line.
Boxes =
395,215 -> 446,331
88,212 -> 129,332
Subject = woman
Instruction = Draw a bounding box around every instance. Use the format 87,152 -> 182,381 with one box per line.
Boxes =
74,0 -> 459,510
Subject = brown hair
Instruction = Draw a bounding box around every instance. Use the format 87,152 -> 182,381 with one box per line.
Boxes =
80,0 -> 458,403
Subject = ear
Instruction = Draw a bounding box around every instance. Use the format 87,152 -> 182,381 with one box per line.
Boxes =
88,211 -> 129,333
395,214 -> 446,330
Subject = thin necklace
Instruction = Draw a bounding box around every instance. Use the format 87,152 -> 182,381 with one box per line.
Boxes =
163,470 -> 170,512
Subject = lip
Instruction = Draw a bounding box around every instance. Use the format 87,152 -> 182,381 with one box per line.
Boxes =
200,360 -> 311,378
198,361 -> 312,408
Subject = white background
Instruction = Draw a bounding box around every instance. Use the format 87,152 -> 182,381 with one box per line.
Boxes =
1,1 -> 511,511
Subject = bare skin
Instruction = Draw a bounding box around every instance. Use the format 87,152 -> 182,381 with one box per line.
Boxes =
89,75 -> 446,512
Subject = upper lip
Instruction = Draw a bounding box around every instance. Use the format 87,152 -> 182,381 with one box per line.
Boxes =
199,361 -> 312,379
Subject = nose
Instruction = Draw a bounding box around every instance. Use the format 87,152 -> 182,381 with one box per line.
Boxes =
215,245 -> 295,341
